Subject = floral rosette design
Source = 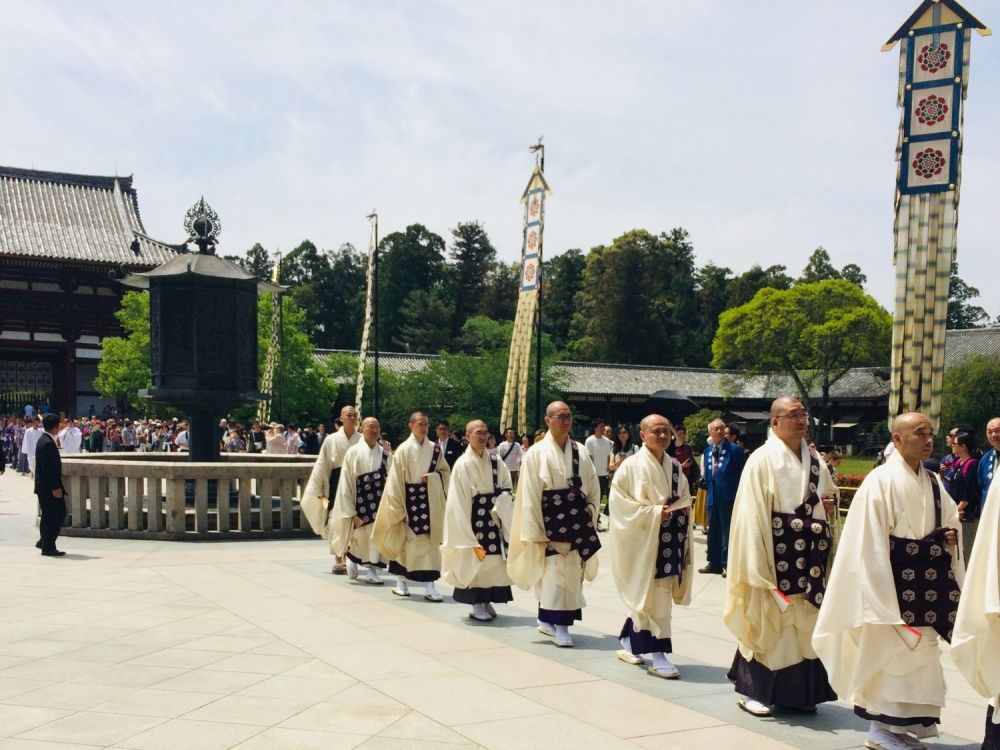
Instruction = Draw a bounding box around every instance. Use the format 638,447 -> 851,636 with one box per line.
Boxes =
917,43 -> 951,74
912,147 -> 947,179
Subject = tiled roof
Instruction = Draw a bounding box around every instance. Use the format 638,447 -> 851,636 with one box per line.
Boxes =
313,349 -> 441,377
0,165 -> 178,267
944,327 -> 1000,367
314,327 -> 1000,402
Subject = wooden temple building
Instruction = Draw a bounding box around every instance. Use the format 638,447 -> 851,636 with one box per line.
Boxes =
0,166 -> 178,416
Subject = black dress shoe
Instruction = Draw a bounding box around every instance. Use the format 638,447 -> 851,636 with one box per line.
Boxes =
35,541 -> 43,549
41,549 -> 67,557
698,565 -> 723,574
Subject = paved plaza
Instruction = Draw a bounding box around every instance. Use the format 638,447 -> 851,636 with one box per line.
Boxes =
0,472 -> 984,750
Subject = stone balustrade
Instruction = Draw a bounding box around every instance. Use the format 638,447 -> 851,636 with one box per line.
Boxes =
60,453 -> 318,540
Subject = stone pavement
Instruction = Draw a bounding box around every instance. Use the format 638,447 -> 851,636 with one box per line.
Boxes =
0,471 -> 984,750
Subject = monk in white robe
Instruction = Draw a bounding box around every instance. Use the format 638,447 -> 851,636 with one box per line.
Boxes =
814,412 -> 963,750
725,396 -> 838,717
947,441 -> 997,749
508,401 -> 601,648
372,411 -> 450,601
331,416 -> 391,586
300,405 -> 361,574
609,414 -> 693,679
443,419 -> 514,622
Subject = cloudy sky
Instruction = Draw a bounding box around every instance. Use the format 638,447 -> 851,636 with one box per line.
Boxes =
4,1 -> 998,318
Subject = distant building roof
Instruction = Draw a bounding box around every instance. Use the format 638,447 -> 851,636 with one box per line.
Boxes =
314,327 -> 1000,403
944,327 -> 1000,366
0,165 -> 178,267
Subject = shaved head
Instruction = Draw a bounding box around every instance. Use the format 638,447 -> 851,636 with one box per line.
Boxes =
545,401 -> 570,418
891,411 -> 927,434
891,411 -> 934,470
770,396 -> 799,419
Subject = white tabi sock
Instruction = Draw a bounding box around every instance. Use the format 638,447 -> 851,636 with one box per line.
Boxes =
620,636 -> 634,654
365,566 -> 380,581
394,576 -> 408,593
425,580 -> 439,597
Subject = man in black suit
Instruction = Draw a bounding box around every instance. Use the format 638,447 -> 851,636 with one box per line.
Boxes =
434,419 -> 463,469
35,413 -> 67,557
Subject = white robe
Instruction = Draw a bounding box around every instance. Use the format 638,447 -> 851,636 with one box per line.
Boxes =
813,451 -> 964,736
609,446 -> 693,639
300,428 -> 362,538
508,433 -> 601,612
371,434 -> 450,575
331,440 -> 392,565
724,434 -> 837,671
951,464 -> 1000,721
442,446 -> 513,591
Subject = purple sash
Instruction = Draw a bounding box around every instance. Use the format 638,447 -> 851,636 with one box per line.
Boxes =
404,443 -> 441,536
471,454 -> 504,556
354,450 -> 388,527
655,463 -> 688,580
541,442 -> 601,561
889,471 -> 961,642
771,451 -> 832,608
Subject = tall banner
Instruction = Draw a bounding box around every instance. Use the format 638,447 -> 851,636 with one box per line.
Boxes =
885,0 -> 989,429
256,258 -> 282,424
500,164 -> 551,436
355,216 -> 378,414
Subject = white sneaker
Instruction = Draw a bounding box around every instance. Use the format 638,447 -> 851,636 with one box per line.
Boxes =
346,558 -> 359,580
554,625 -> 574,648
469,603 -> 492,622
864,727 -> 913,750
536,619 -> 556,637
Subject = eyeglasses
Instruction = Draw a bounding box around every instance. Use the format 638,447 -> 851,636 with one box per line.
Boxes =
776,411 -> 809,421
548,413 -> 572,422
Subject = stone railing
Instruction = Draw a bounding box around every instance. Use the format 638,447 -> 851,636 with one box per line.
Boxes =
60,453 -> 318,540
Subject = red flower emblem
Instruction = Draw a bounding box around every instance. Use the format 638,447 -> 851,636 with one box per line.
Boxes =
914,95 -> 949,125
524,263 -> 536,283
526,228 -> 538,251
529,196 -> 541,219
917,43 -> 951,74
912,147 -> 946,179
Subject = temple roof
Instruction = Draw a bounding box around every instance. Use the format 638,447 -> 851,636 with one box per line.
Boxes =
314,327 -> 1000,404
0,165 -> 179,268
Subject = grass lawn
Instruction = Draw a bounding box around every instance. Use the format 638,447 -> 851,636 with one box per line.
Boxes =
837,455 -> 875,477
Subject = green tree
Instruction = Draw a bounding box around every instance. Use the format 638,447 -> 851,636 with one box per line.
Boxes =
225,242 -> 274,281
377,224 -> 447,349
94,291 -> 152,411
680,408 -> 724,453
799,247 -> 840,283
725,264 -> 793,308
948,261 -> 989,329
395,289 -> 454,352
712,279 -> 892,427
693,262 -> 733,367
257,294 -> 338,424
568,228 -> 698,365
447,221 -> 497,339
542,249 -> 585,350
840,263 -> 867,288
941,355 -> 1000,441
477,261 -> 520,323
